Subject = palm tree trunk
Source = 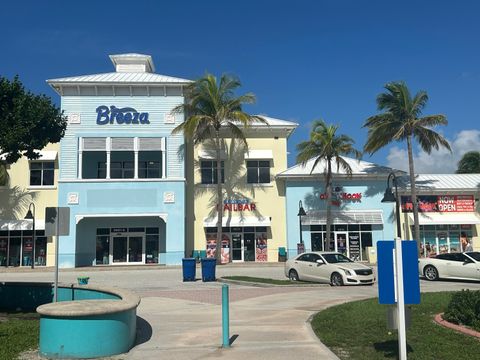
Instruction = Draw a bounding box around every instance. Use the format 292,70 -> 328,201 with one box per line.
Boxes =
407,134 -> 421,256
325,160 -> 333,251
215,133 -> 223,265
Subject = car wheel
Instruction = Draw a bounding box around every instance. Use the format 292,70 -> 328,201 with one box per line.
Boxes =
330,272 -> 344,286
289,269 -> 299,281
424,265 -> 439,281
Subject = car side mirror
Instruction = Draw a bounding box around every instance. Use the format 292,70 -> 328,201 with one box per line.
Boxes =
316,259 -> 325,265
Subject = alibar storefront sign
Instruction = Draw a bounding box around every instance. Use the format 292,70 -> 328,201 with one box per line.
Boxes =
401,195 -> 475,212
221,199 -> 256,211
96,105 -> 150,125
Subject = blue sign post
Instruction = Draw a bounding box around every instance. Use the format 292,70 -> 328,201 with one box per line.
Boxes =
378,240 -> 420,305
377,239 -> 420,360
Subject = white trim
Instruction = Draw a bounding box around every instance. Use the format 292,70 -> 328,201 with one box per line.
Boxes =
303,210 -> 384,225
58,178 -> 185,183
244,150 -> 273,159
198,149 -> 227,159
203,216 -> 271,227
27,186 -> 57,190
408,212 -> 480,225
75,213 -> 168,225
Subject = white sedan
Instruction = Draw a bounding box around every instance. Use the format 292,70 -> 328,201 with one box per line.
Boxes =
284,251 -> 375,286
419,252 -> 480,281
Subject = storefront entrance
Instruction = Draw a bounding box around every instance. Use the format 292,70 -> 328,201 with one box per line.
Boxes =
231,233 -> 255,262
95,227 -> 161,265
111,235 -> 144,264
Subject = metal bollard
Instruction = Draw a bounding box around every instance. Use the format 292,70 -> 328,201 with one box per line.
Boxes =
222,284 -> 230,348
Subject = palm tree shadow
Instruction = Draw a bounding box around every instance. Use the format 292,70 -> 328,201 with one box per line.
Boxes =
0,186 -> 38,220
197,139 -> 268,223
373,340 -> 413,358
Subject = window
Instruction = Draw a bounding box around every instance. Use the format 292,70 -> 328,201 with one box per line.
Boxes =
246,160 -> 270,184
30,162 -> 54,186
110,161 -> 134,179
139,160 -> 161,178
201,161 -> 224,184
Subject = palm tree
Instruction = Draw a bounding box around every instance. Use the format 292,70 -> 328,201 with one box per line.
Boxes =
296,120 -> 361,250
363,81 -> 451,251
0,162 -> 8,186
456,151 -> 480,173
172,74 -> 265,263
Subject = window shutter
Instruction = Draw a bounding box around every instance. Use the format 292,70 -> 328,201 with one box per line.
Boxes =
139,137 -> 164,151
83,138 -> 106,151
111,138 -> 134,151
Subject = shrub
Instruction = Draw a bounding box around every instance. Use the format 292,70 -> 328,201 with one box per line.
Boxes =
443,289 -> 480,331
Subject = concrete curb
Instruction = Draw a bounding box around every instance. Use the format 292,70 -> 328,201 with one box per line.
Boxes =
434,313 -> 480,339
218,278 -> 330,288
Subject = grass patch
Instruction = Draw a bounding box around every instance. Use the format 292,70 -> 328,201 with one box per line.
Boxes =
312,292 -> 480,360
0,312 -> 39,360
223,276 -> 311,285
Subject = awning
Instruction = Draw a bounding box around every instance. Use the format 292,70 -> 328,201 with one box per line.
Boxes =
75,213 -> 168,224
244,150 -> 273,159
0,151 -> 57,161
302,210 -> 384,225
409,212 -> 480,225
0,219 -> 46,231
203,216 -> 271,227
198,149 -> 227,159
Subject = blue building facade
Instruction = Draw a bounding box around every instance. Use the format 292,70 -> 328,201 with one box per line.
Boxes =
277,157 -> 397,261
48,54 -> 190,267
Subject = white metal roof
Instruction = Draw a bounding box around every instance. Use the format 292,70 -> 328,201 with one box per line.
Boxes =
250,115 -> 298,128
47,72 -> 191,85
203,216 -> 271,227
398,174 -> 480,192
303,210 -> 384,225
277,156 -> 400,178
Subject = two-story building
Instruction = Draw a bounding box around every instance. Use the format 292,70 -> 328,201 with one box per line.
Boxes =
0,144 -> 59,267
47,53 -> 190,268
186,117 -> 297,262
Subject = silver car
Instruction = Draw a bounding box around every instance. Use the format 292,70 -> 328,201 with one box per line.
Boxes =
419,252 -> 480,281
284,251 -> 375,286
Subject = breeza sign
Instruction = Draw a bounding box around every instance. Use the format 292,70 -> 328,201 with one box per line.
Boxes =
96,105 -> 150,125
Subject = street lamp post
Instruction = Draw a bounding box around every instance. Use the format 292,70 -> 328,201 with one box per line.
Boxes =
24,203 -> 36,269
297,200 -> 307,249
381,172 -> 407,360
381,172 -> 402,239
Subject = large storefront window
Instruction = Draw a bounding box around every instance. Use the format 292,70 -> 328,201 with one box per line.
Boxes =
0,230 -> 47,267
310,224 -> 373,261
419,224 -> 473,257
204,226 -> 268,263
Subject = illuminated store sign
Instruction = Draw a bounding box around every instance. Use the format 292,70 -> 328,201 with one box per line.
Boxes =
401,195 -> 474,212
96,105 -> 150,125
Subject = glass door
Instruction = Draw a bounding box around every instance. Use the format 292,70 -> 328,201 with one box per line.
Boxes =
232,233 -> 242,261
335,232 -> 348,256
128,236 -> 143,263
244,233 -> 255,261
112,236 -> 127,263
9,237 -> 21,266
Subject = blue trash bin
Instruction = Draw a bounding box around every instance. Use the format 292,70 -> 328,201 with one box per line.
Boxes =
201,258 -> 217,282
182,258 -> 196,281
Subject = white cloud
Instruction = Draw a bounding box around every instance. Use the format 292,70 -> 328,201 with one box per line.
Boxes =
386,129 -> 480,174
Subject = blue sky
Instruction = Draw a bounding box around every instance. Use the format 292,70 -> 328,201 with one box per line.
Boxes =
2,0 -> 479,172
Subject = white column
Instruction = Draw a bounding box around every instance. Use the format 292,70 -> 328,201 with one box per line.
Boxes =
134,137 -> 139,179
106,137 -> 111,179
162,138 -> 166,178
78,137 -> 83,179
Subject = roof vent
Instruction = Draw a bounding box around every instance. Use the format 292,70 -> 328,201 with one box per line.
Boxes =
109,53 -> 155,73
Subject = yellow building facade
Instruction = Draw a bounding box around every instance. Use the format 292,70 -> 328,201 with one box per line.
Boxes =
186,116 -> 297,262
0,143 -> 59,267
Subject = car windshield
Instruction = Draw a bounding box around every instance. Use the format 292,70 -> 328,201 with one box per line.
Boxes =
322,253 -> 353,264
466,252 -> 480,261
